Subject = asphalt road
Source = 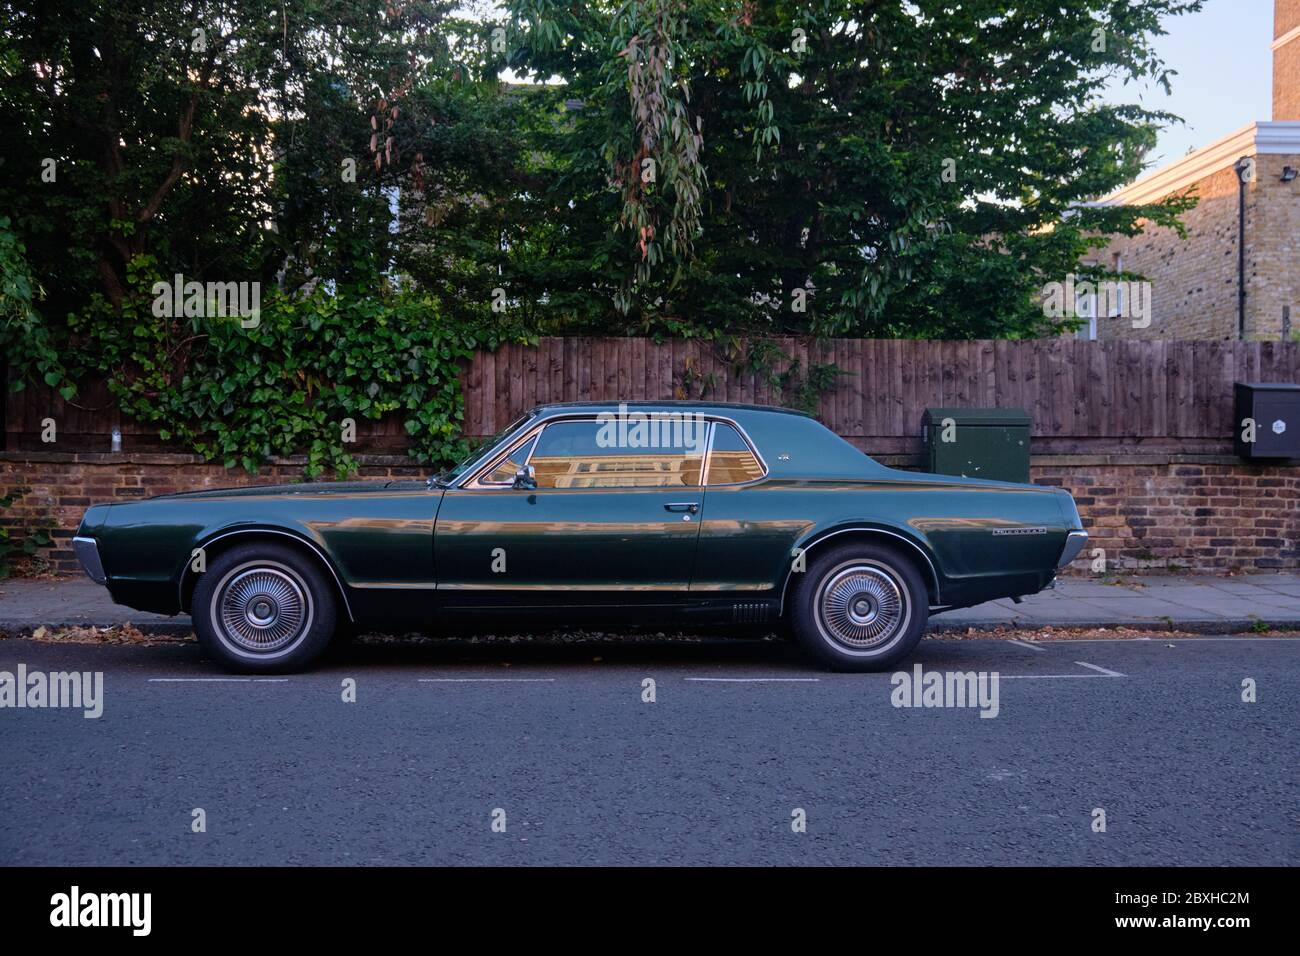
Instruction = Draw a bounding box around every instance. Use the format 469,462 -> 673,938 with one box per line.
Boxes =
1,635 -> 1296,866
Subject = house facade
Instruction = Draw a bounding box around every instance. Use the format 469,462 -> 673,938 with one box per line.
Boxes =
1088,0 -> 1300,341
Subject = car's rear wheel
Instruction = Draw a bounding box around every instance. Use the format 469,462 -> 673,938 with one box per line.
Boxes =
789,541 -> 929,671
192,543 -> 337,673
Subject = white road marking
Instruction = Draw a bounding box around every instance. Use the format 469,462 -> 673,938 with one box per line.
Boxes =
148,678 -> 289,683
1074,661 -> 1126,677
685,677 -> 821,682
1007,639 -> 1046,652
996,674 -> 1123,679
417,678 -> 556,683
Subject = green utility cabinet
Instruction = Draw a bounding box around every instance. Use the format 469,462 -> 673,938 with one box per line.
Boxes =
921,408 -> 1031,483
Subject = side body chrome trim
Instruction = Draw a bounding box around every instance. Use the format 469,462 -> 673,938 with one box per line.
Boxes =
179,529 -> 355,622
72,536 -> 107,585
779,526 -> 943,614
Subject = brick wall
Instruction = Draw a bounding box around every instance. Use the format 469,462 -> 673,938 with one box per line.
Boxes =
1096,154 -> 1300,341
4,450 -> 1296,577
1095,164 -> 1241,340
1276,0 -> 1300,122
1252,153 -> 1300,339
1031,455 -> 1300,573
0,452 -> 425,575
1087,0 -> 1300,342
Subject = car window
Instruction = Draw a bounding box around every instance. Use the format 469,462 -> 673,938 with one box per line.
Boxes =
706,423 -> 764,484
529,419 -> 706,488
483,435 -> 538,484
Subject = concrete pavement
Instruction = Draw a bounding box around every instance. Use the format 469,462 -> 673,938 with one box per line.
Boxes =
4,573 -> 1300,635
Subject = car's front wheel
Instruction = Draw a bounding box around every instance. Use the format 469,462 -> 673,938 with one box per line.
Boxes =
789,541 -> 929,671
192,543 -> 338,673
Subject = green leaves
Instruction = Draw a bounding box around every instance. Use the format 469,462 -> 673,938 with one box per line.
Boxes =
65,267 -> 487,477
502,0 -> 1203,339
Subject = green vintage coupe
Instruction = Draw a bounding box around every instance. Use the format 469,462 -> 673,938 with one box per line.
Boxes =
73,402 -> 1087,672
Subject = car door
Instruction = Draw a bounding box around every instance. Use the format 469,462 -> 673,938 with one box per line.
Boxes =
687,420 -> 790,593
433,415 -> 708,608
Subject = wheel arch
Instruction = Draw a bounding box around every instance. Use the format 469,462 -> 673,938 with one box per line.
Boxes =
779,525 -> 942,614
179,527 -> 354,622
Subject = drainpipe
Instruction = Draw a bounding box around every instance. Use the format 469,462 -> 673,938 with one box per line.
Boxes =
1233,156 -> 1253,340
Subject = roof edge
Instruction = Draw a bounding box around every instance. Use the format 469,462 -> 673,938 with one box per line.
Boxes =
1097,121 -> 1300,207
534,400 -> 813,418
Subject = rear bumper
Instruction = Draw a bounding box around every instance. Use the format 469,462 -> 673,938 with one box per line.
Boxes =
72,536 -> 107,584
1057,530 -> 1089,569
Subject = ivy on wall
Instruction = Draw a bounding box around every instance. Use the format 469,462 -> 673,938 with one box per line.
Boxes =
60,260 -> 516,478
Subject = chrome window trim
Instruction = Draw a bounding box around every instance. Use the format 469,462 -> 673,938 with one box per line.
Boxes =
445,411 -> 538,489
458,409 -> 770,491
465,427 -> 546,490
700,421 -> 718,485
464,411 -> 720,491
703,417 -> 769,487
455,418 -> 548,490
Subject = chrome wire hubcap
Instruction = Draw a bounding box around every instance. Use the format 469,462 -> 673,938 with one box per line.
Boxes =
218,568 -> 307,652
818,566 -> 904,648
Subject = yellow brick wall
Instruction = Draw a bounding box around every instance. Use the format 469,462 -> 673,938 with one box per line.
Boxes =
1276,0 -> 1300,120
1093,154 -> 1300,341
1250,153 -> 1300,338
1093,165 -> 1240,340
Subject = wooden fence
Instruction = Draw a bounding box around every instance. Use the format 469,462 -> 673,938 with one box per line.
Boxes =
6,338 -> 1300,455
461,338 -> 1300,455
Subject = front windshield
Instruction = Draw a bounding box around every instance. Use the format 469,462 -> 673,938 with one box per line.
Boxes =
435,411 -> 537,486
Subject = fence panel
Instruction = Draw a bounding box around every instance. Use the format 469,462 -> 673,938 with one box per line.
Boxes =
7,338 -> 1298,452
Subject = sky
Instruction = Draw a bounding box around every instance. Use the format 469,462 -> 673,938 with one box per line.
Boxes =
1100,0 -> 1276,170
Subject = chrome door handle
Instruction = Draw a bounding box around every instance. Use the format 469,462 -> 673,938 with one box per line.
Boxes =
664,502 -> 699,514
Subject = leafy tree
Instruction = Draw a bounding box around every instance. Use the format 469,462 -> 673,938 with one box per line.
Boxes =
503,0 -> 1201,338
0,0 -> 457,317
0,0 -> 1211,474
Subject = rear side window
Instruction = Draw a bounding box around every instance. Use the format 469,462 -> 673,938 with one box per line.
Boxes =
529,419 -> 706,488
707,423 -> 764,484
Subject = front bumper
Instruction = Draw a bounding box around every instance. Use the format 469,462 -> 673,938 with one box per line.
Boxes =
72,535 -> 107,584
1056,530 -> 1089,569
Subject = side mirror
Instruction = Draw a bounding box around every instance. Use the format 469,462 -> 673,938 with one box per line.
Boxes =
513,464 -> 537,490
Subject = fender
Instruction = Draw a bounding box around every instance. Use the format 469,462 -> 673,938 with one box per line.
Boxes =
178,526 -> 356,621
778,523 -> 943,613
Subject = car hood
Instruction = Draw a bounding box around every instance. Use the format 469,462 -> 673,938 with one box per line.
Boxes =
148,480 -> 429,500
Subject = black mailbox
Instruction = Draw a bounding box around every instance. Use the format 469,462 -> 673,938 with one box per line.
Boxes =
1234,383 -> 1300,460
